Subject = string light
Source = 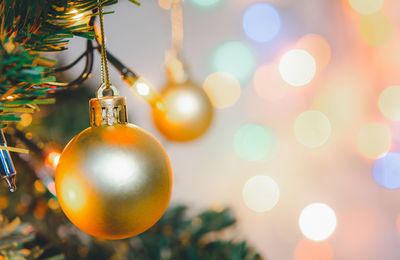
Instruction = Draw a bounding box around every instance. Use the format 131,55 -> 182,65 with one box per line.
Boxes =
124,76 -> 164,108
299,203 -> 337,241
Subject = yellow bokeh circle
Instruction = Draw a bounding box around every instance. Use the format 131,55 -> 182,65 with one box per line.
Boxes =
359,12 -> 392,46
378,86 -> 400,120
203,72 -> 241,109
356,122 -> 391,159
294,110 -> 331,148
349,0 -> 384,15
242,175 -> 280,212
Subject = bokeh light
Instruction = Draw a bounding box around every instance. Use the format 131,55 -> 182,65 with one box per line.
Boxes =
242,175 -> 280,212
253,63 -> 290,101
359,12 -> 392,46
46,151 -> 61,169
299,203 -> 337,241
372,152 -> 400,189
378,86 -> 400,120
18,113 -> 33,128
294,239 -> 334,260
356,123 -> 391,159
296,34 -> 331,71
234,124 -> 274,161
294,110 -> 331,148
279,49 -> 316,87
212,41 -> 256,82
189,0 -> 221,8
203,72 -> 241,108
242,3 -> 280,43
349,0 -> 384,15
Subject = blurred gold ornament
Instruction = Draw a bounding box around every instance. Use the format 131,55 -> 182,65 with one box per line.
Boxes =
152,80 -> 214,142
55,85 -> 173,240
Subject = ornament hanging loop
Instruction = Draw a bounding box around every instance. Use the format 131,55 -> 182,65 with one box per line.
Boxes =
97,83 -> 119,98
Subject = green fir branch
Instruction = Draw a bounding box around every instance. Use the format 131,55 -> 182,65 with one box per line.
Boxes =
0,0 -> 139,127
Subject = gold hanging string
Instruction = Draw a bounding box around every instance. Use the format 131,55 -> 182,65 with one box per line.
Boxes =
164,0 -> 187,83
98,0 -> 111,89
171,0 -> 183,55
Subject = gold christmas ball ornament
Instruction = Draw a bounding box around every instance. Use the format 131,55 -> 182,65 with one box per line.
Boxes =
152,81 -> 214,142
55,84 -> 173,240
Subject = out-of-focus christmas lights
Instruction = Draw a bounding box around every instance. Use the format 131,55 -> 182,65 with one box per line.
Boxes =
378,86 -> 400,120
189,0 -> 221,8
203,72 -> 241,109
356,123 -> 391,159
212,41 -> 255,82
279,49 -> 316,87
45,151 -> 61,169
359,12 -> 392,46
372,152 -> 400,189
349,0 -> 384,15
234,124 -> 275,161
299,203 -> 337,241
123,74 -> 165,110
4,0 -> 400,257
242,3 -> 280,43
242,175 -> 280,212
294,110 -> 331,148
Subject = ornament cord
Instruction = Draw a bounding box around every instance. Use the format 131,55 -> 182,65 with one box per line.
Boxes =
98,0 -> 111,90
171,0 -> 183,55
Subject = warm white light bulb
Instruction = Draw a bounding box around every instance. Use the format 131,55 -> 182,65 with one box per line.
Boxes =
134,78 -> 151,97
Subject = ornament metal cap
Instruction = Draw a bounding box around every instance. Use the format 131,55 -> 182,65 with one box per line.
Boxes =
90,84 -> 128,127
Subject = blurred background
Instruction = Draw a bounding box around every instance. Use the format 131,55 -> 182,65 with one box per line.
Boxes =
57,0 -> 400,259
6,0 -> 400,259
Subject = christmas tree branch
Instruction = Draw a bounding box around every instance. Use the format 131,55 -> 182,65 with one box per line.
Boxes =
0,0 -> 138,127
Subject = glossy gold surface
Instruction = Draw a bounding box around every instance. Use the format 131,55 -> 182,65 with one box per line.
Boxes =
55,124 -> 172,240
152,82 -> 213,142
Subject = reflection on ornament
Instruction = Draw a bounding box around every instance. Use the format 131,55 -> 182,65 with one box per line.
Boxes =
152,81 -> 214,142
56,85 -> 173,239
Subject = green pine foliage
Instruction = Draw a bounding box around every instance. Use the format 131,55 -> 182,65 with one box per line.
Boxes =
0,0 -> 118,127
0,216 -> 64,259
131,206 -> 261,260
